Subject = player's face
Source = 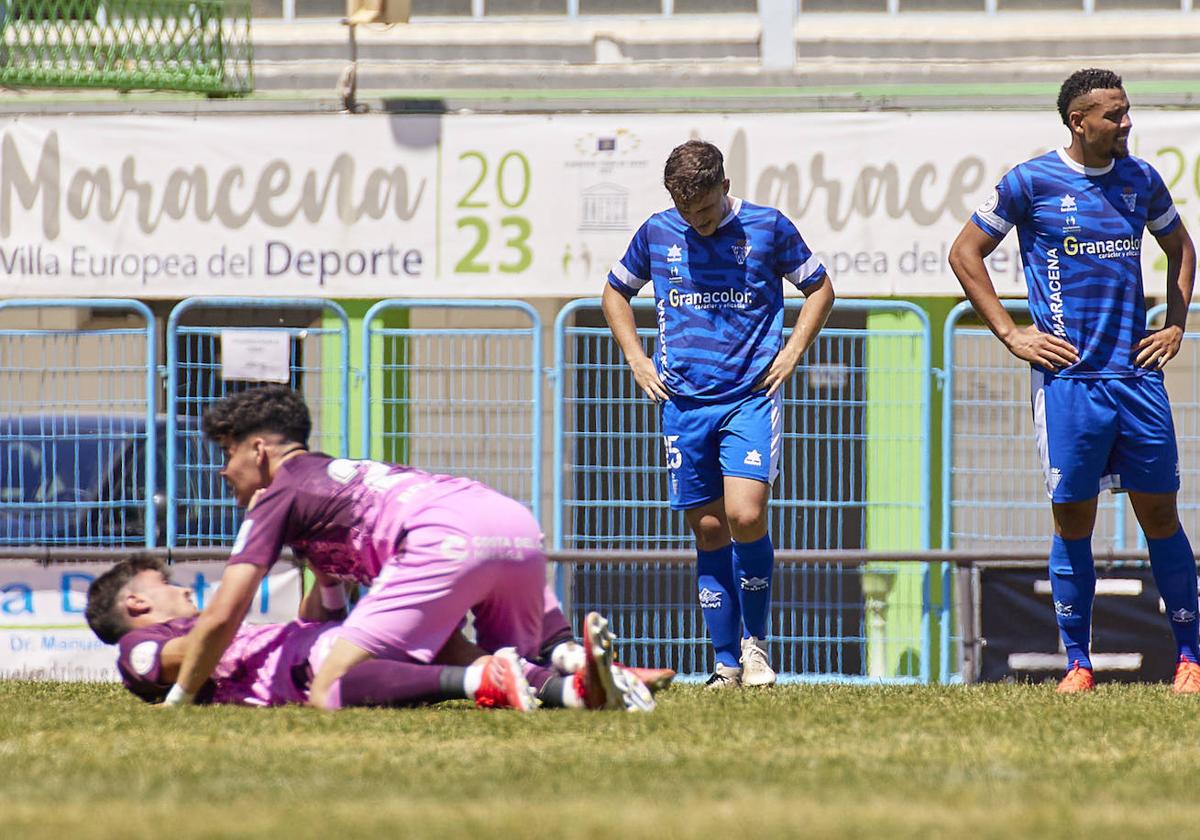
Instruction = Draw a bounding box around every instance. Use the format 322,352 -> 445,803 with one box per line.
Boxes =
672,180 -> 731,237
219,436 -> 269,508
1074,88 -> 1132,161
128,570 -> 198,621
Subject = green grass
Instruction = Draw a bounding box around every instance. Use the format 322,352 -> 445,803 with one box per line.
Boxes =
2,680 -> 1197,838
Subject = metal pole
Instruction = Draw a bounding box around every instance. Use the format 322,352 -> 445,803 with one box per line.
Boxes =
758,0 -> 796,70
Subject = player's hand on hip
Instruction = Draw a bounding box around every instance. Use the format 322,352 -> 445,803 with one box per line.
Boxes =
1134,326 -> 1183,369
629,356 -> 669,402
1004,325 -> 1079,370
755,347 -> 801,397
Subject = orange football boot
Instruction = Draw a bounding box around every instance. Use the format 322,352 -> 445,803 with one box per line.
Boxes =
1056,661 -> 1095,693
1172,659 -> 1200,694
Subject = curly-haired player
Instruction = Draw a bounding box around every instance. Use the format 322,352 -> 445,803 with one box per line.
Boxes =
162,385 -> 656,711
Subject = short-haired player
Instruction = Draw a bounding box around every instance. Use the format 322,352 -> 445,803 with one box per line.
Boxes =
949,69 -> 1200,693
602,140 -> 834,688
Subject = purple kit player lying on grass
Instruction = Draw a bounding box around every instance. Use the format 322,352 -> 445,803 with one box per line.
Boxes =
85,556 -> 661,711
158,385 -> 658,711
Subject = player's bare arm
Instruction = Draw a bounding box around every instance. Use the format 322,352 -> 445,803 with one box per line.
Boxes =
601,282 -> 669,402
1136,221 -> 1196,369
167,562 -> 266,704
297,565 -> 350,622
949,221 -> 1080,370
755,273 -> 835,397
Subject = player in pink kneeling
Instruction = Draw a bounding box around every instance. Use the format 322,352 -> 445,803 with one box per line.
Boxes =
162,385 -> 656,712
87,555 -> 660,711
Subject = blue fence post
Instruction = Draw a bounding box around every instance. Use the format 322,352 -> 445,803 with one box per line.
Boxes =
165,297 -> 350,547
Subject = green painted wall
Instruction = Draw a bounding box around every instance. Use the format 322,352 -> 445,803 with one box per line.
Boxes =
863,297 -> 957,681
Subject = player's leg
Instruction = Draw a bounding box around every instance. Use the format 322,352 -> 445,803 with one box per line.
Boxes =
666,397 -> 742,686
1049,497 -> 1100,692
1110,374 -> 1198,689
325,652 -> 535,711
719,390 -> 782,687
1034,372 -> 1115,691
684,498 -> 743,686
463,488 -> 549,663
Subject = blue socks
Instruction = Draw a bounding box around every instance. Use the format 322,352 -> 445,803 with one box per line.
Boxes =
1147,527 -> 1200,664
697,544 -> 741,668
732,533 -> 774,640
1048,535 -> 1096,671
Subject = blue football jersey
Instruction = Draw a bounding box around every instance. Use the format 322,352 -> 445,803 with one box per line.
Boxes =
971,148 -> 1180,378
607,197 -> 826,402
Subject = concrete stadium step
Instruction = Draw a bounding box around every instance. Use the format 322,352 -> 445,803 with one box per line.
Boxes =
250,12 -> 1200,66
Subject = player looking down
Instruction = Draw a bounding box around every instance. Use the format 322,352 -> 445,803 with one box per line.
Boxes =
86,555 -> 660,711
160,385 -> 655,710
602,140 -> 834,688
949,68 -> 1200,693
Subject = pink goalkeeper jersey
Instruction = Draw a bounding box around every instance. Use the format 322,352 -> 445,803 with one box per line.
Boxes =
226,453 -> 480,585
116,616 -> 340,706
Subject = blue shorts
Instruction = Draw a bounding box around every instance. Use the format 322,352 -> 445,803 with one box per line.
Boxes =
1031,370 -> 1180,503
660,390 -> 782,511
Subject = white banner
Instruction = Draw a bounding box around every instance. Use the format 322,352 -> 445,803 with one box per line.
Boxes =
0,111 -> 1197,298
0,561 -> 302,681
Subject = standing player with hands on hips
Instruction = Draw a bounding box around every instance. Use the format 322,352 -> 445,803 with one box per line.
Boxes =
949,69 -> 1200,693
602,140 -> 834,688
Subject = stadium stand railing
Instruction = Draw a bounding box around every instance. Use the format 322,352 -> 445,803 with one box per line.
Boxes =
165,296 -> 350,545
252,0 -> 1198,19
0,0 -> 253,95
361,299 -> 543,520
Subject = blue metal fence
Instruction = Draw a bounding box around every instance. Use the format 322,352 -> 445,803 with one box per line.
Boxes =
941,300 -> 1127,553
165,297 -> 351,546
362,300 -> 542,517
553,297 -> 936,681
0,299 -> 157,547
1145,302 -> 1200,549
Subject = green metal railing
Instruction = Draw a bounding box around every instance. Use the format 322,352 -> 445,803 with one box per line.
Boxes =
0,1 -> 252,95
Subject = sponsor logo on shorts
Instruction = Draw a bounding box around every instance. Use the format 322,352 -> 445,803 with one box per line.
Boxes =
699,587 -> 722,609
1172,608 -> 1197,624
743,449 -> 762,467
740,576 -> 769,592
129,641 -> 159,676
439,535 -> 470,562
1054,600 -> 1074,618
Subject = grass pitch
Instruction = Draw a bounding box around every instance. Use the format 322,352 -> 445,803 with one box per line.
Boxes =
2,680 -> 1196,839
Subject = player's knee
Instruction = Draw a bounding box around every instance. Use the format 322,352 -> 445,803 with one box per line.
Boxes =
1138,504 -> 1180,540
726,508 -> 766,540
690,515 -> 728,548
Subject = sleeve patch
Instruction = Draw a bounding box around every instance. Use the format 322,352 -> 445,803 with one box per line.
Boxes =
129,640 -> 159,676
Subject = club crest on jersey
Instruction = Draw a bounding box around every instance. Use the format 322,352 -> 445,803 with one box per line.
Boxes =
1122,188 -> 1138,212
730,241 -> 753,265
1059,194 -> 1077,213
666,243 -> 683,264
